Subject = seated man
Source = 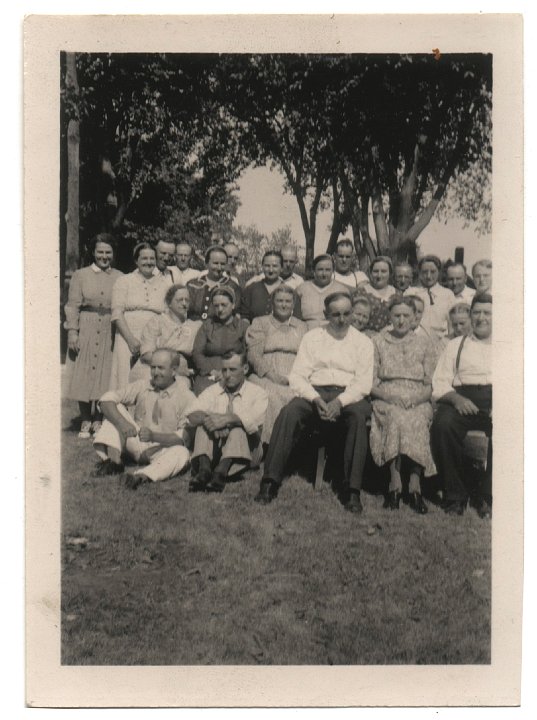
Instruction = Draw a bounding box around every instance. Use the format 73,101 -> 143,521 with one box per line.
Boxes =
255,292 -> 374,514
431,293 -> 492,518
92,348 -> 197,489
187,351 -> 268,493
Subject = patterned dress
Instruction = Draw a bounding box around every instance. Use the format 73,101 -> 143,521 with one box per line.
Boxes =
64,264 -> 123,401
370,330 -> 437,475
109,270 -> 168,390
354,282 -> 397,332
246,315 -> 308,443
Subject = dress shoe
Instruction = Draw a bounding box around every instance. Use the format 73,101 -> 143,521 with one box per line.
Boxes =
90,459 -> 124,478
384,490 -> 401,510
188,468 -> 212,492
345,492 -> 363,514
475,498 -> 492,519
205,473 -> 226,493
409,492 -> 428,515
124,473 -> 151,490
444,499 -> 466,516
254,479 -> 278,505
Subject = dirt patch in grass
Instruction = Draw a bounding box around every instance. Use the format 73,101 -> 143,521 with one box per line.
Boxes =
61,400 -> 491,665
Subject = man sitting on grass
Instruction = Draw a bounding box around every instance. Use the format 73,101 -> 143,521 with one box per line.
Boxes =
187,351 -> 268,493
255,292 -> 374,514
92,348 -> 197,489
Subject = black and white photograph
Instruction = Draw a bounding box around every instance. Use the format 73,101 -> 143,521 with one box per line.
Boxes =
24,12 -> 523,708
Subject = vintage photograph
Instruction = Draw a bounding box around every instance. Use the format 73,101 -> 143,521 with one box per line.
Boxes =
24,14 -> 523,707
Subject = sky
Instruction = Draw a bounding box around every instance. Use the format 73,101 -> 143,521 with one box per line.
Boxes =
234,164 -> 492,269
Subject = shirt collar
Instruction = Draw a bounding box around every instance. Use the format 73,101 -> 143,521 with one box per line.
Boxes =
91,263 -> 111,274
149,379 -> 178,397
218,380 -> 246,397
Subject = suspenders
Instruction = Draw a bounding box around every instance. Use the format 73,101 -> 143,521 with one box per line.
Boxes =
455,334 -> 468,374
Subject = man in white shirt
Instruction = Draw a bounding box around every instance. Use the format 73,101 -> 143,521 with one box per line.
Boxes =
404,254 -> 456,339
245,245 -> 304,290
92,349 -> 197,489
187,351 -> 268,493
393,262 -> 414,294
332,238 -> 368,288
171,241 -> 202,285
154,239 -> 177,283
431,294 -> 492,518
255,292 -> 374,514
445,262 -> 476,303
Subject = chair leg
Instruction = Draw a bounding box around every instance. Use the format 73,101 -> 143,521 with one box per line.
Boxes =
315,445 -> 326,492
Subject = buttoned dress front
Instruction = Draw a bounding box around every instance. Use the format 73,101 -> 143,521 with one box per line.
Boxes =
64,264 -> 123,401
109,270 -> 168,390
370,331 -> 437,476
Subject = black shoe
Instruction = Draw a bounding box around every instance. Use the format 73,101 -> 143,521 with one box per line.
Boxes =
254,479 -> 278,505
409,492 -> 428,515
91,459 -> 124,478
444,499 -> 466,516
384,490 -> 401,510
189,468 -> 212,492
123,473 -> 151,490
476,498 -> 492,519
205,473 -> 226,493
345,492 -> 363,514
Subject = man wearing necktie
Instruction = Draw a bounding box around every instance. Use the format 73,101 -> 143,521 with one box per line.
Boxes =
187,351 -> 268,493
404,255 -> 456,340
92,349 -> 197,489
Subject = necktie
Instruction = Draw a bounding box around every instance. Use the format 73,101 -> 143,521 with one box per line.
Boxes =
427,288 -> 435,305
226,391 -> 239,414
151,394 -> 161,425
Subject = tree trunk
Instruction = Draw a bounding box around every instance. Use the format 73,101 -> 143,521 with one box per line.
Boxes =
371,192 -> 389,253
326,177 -> 343,255
64,53 -> 80,278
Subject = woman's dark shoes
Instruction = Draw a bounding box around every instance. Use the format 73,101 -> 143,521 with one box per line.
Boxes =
444,499 -> 466,516
205,473 -> 226,493
384,490 -> 401,510
409,492 -> 428,515
344,491 -> 363,514
254,479 -> 278,505
90,458 -> 124,478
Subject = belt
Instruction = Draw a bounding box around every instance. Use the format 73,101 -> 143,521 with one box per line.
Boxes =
313,385 -> 346,393
81,306 -> 111,315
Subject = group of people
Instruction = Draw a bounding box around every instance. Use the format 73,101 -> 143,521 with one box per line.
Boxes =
65,233 -> 493,518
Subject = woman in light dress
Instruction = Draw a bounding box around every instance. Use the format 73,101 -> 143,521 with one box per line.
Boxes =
109,243 -> 168,390
129,284 -> 201,387
370,296 -> 437,515
246,285 -> 307,444
64,234 -> 123,438
294,254 -> 348,329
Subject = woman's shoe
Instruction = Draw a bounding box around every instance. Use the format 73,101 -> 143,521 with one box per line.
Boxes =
78,421 -> 92,439
409,492 -> 428,515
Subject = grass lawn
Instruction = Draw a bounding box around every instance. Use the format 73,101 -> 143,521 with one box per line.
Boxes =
61,398 -> 491,665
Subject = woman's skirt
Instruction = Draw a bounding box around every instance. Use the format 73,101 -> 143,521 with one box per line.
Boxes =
66,310 -> 114,402
109,310 -> 159,391
370,379 -> 436,476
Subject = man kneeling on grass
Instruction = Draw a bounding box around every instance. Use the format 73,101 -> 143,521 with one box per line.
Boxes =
92,348 -> 197,489
187,351 -> 268,493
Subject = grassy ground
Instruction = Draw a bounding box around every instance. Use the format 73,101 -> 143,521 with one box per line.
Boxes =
61,399 -> 491,665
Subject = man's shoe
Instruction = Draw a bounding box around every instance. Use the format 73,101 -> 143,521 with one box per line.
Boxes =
254,479 -> 277,505
78,420 -> 92,439
345,492 -> 363,514
409,492 -> 428,515
189,468 -> 212,492
476,498 -> 492,519
384,490 -> 401,510
444,499 -> 466,516
124,473 -> 151,490
206,473 -> 226,493
90,459 -> 124,478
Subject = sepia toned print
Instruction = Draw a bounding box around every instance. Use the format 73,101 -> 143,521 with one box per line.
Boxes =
25,14 -> 523,707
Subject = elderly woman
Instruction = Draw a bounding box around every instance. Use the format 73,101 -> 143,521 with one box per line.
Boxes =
471,258 -> 492,295
350,294 -> 377,338
370,296 -> 437,515
64,233 -> 123,438
354,255 -> 397,332
246,285 -> 308,444
192,286 -> 249,395
109,242 -> 168,390
129,284 -> 201,385
294,254 -> 348,329
187,245 -> 241,321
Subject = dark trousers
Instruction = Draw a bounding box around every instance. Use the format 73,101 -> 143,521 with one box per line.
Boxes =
431,385 -> 492,504
263,389 -> 371,491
